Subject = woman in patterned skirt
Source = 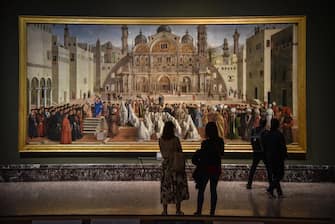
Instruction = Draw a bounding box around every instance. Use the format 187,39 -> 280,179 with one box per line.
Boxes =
159,121 -> 189,215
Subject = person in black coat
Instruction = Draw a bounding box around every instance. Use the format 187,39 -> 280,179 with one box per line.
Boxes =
47,110 -> 60,141
28,110 -> 37,139
246,118 -> 270,189
262,118 -> 288,198
192,122 -> 224,216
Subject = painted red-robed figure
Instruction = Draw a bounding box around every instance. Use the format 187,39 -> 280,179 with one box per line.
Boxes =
60,114 -> 72,144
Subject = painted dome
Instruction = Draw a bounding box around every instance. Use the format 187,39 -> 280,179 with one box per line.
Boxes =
181,30 -> 193,44
135,30 -> 147,45
157,25 -> 172,33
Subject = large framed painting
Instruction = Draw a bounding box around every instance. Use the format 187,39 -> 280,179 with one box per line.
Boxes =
18,16 -> 306,153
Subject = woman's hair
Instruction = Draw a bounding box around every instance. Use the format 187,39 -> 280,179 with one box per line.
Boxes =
271,118 -> 280,131
161,121 -> 175,140
205,121 -> 219,139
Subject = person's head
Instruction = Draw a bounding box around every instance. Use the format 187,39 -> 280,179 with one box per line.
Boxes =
205,122 -> 219,139
161,121 -> 175,140
271,118 -> 280,131
285,107 -> 291,115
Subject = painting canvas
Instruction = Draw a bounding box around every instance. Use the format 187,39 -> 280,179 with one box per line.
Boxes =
18,16 -> 306,152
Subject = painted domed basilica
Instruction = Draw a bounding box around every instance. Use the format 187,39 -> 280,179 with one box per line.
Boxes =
102,25 -> 228,96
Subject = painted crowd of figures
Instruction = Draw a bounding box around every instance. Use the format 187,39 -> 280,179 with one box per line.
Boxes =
28,104 -> 84,144
28,95 -> 294,144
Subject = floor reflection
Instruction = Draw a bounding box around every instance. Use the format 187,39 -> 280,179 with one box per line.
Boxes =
0,181 -> 334,220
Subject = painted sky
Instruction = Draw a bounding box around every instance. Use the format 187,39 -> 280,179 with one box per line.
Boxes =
52,24 -> 291,49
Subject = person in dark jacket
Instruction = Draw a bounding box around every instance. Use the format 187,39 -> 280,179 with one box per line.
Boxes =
262,118 -> 288,198
192,122 -> 224,216
246,118 -> 269,189
28,109 -> 38,139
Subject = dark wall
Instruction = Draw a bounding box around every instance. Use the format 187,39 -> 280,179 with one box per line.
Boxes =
0,0 -> 333,164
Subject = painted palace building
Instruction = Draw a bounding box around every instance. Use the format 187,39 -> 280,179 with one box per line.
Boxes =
102,25 -> 228,97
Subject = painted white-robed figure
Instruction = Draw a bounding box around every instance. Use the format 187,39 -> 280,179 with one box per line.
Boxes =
119,101 -> 128,126
266,104 -> 274,130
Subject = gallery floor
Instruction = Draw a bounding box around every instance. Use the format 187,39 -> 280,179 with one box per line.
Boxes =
0,181 -> 334,223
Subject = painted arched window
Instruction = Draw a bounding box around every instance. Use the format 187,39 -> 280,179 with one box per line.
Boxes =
31,77 -> 39,107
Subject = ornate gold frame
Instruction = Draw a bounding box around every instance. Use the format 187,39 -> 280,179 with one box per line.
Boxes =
18,16 -> 306,153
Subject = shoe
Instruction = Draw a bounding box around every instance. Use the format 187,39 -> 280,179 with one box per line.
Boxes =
246,184 -> 252,189
277,189 -> 283,197
266,189 -> 276,199
277,192 -> 284,198
194,211 -> 202,216
176,211 -> 184,215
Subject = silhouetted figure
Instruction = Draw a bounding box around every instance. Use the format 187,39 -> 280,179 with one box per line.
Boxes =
246,118 -> 270,189
263,118 -> 288,198
192,122 -> 224,216
159,121 -> 189,215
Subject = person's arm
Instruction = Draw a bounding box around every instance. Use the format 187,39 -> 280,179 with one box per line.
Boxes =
221,138 -> 225,155
192,141 -> 205,165
280,133 -> 288,159
191,150 -> 200,165
250,128 -> 256,145
176,137 -> 182,152
158,138 -> 163,153
260,131 -> 267,153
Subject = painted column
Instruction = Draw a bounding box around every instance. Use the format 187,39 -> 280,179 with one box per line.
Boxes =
201,73 -> 205,93
37,88 -> 41,108
43,87 -> 47,107
292,24 -> 298,118
28,87 -> 32,112
50,89 -> 53,106
127,74 -> 130,93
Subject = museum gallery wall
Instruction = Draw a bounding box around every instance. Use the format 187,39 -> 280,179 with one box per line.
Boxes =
0,0 -> 334,164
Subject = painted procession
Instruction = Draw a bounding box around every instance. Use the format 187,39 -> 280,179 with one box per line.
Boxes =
26,23 -> 298,145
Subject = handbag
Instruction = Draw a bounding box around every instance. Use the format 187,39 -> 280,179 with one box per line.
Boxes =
192,166 -> 203,189
191,149 -> 203,189
172,151 -> 185,173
